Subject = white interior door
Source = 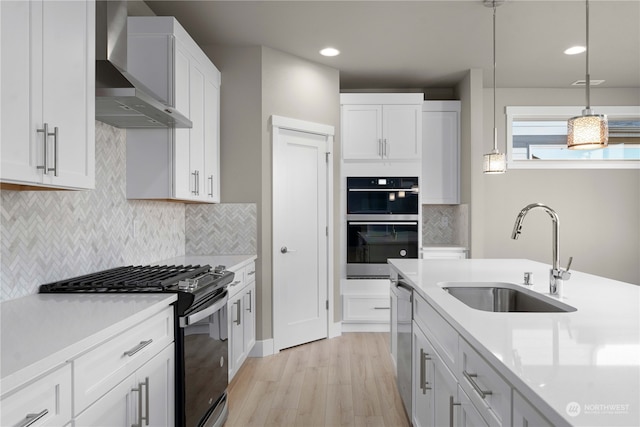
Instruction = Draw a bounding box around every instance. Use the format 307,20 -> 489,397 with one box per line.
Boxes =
272,116 -> 334,352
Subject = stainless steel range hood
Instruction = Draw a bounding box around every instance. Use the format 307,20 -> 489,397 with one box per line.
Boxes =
95,0 -> 191,129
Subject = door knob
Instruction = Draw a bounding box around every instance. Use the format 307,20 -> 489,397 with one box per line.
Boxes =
280,246 -> 296,254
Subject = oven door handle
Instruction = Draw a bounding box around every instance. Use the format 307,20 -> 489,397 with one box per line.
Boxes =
180,294 -> 228,327
348,222 -> 418,226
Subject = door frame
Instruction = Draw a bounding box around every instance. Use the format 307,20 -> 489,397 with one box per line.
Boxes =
271,115 -> 334,353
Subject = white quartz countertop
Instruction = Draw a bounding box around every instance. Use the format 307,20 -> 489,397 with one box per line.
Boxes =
389,258 -> 640,427
155,254 -> 256,271
1,293 -> 176,394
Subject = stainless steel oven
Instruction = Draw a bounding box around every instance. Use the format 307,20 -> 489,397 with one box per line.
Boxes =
346,177 -> 419,278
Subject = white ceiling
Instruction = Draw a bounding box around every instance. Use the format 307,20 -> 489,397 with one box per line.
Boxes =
142,0 -> 640,90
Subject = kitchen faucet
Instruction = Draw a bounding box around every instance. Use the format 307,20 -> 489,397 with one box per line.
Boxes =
511,203 -> 572,295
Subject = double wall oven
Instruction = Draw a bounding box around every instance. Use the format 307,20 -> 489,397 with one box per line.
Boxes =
40,264 -> 233,427
347,177 -> 420,278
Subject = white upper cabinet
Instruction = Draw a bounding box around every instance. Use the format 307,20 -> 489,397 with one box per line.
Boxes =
422,101 -> 461,204
341,93 -> 422,161
125,17 -> 221,203
1,0 -> 95,190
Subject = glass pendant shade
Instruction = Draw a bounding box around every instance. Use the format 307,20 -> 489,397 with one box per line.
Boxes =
567,112 -> 608,149
483,149 -> 506,174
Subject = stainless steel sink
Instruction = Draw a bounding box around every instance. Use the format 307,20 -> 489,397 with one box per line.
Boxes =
441,283 -> 576,313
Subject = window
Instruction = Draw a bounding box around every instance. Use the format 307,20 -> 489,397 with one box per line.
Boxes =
506,106 -> 640,169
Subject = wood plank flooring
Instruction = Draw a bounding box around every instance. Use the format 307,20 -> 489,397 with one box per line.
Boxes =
226,333 -> 410,427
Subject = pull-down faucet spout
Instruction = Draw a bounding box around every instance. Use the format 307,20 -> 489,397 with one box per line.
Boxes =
511,203 -> 571,295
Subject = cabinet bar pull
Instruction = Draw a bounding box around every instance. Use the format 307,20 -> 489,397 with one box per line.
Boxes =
48,126 -> 58,176
16,409 -> 48,427
373,306 -> 390,310
235,300 -> 241,325
131,377 -> 149,427
123,339 -> 153,357
36,123 -> 49,174
247,290 -> 252,313
247,270 -> 255,276
463,370 -> 493,399
449,396 -> 461,427
208,175 -> 214,197
383,138 -> 388,157
420,348 -> 432,394
196,170 -> 200,195
192,171 -> 198,195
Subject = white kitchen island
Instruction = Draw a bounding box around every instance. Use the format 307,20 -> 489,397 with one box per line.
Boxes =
389,258 -> 639,427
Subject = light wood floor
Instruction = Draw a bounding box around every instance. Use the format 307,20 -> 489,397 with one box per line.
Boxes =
226,332 -> 411,427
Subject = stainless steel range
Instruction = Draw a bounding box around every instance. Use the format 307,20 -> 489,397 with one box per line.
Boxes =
40,264 -> 233,427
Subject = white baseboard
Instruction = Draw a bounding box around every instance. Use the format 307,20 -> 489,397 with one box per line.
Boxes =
249,338 -> 275,357
341,322 -> 390,333
329,321 -> 342,338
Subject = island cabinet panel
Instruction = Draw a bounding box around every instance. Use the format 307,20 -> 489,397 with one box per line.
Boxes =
0,0 -> 95,190
0,364 -> 72,427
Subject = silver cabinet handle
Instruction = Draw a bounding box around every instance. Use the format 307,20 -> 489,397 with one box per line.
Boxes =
247,270 -> 256,276
246,290 -> 252,313
383,138 -> 388,157
48,127 -> 58,176
230,280 -> 241,287
191,171 -> 197,195
373,306 -> 390,310
196,170 -> 200,195
131,377 -> 149,427
463,370 -> 493,399
123,339 -> 153,357
36,123 -> 49,174
16,410 -> 48,427
208,175 -> 213,197
235,300 -> 241,325
449,396 -> 461,427
378,138 -> 382,157
420,348 -> 432,394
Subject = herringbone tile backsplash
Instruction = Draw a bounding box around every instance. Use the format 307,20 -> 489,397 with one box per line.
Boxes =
1,121 -> 256,302
186,204 -> 256,255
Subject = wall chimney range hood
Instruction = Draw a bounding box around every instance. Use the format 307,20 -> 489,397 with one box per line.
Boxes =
95,0 -> 191,129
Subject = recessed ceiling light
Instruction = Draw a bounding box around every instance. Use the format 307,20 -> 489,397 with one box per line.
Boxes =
320,47 -> 340,57
564,46 -> 586,55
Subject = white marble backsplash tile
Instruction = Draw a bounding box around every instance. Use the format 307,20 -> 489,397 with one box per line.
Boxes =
185,203 -> 257,255
423,204 -> 469,247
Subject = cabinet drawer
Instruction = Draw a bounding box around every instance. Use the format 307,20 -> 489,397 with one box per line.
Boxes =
343,295 -> 391,322
227,266 -> 246,298
245,261 -> 256,284
458,338 -> 511,426
73,306 -> 174,414
413,293 -> 458,372
0,364 -> 72,427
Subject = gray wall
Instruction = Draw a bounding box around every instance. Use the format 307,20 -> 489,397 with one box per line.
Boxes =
204,45 -> 340,341
478,88 -> 640,284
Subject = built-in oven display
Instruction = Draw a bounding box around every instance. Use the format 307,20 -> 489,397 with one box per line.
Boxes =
347,177 -> 419,215
347,221 -> 419,278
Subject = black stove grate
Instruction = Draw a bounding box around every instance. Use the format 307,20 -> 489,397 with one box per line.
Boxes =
39,264 -> 211,293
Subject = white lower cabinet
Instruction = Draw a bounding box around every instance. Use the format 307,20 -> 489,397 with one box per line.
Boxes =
410,291 -> 555,427
74,343 -> 175,427
512,390 -> 553,427
342,279 -> 390,332
0,364 -> 72,427
228,261 -> 257,381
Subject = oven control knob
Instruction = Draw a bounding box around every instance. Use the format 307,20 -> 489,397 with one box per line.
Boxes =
400,249 -> 407,257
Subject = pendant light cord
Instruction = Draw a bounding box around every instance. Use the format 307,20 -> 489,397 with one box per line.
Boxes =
492,1 -> 498,151
585,0 -> 591,110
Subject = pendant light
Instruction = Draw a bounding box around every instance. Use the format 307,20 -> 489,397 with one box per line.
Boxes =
567,0 -> 608,149
483,0 -> 506,174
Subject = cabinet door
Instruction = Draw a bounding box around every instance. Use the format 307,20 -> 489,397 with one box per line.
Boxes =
74,372 -> 136,426
243,281 -> 256,356
457,386 -> 490,427
413,325 -> 435,427
422,110 -> 459,204
134,344 -> 175,427
342,104 -> 383,159
383,104 -> 421,159
41,0 -> 94,189
228,292 -> 245,378
0,0 -> 42,184
433,349 -> 458,427
203,77 -> 220,202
